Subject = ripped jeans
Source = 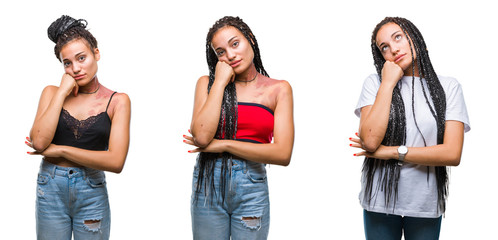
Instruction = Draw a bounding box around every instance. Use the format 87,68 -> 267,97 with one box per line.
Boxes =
191,158 -> 270,240
36,160 -> 110,240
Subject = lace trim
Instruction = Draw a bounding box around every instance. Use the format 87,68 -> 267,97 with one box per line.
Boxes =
61,109 -> 107,140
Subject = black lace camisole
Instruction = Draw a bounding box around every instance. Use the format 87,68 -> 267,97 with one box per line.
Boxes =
51,92 -> 116,151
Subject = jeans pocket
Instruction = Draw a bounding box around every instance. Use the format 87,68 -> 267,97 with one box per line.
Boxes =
86,171 -> 106,188
246,162 -> 267,183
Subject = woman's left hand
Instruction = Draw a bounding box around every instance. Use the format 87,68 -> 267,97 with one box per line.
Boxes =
349,133 -> 396,160
26,136 -> 61,157
183,131 -> 225,153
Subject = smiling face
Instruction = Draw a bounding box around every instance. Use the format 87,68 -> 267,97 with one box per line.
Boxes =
210,26 -> 255,75
60,39 -> 100,86
375,22 -> 418,76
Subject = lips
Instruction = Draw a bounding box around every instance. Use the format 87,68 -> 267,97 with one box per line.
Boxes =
74,74 -> 86,80
230,60 -> 241,68
394,54 -> 406,63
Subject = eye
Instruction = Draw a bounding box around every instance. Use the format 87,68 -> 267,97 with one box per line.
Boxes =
232,41 -> 239,47
63,61 -> 71,67
381,45 -> 389,52
78,55 -> 86,61
395,34 -> 402,41
216,50 -> 225,57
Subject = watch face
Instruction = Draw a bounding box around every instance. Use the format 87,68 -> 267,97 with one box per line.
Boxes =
398,146 -> 408,154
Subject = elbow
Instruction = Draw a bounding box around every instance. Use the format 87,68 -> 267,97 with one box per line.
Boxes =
108,158 -> 126,174
32,139 -> 50,152
447,155 -> 461,167
192,134 -> 213,148
362,140 -> 380,153
277,152 -> 292,166
109,165 -> 124,174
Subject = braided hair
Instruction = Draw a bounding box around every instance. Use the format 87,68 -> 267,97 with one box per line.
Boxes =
363,17 -> 448,213
194,16 -> 269,204
47,15 -> 98,62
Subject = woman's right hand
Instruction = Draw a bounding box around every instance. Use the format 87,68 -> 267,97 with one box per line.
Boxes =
381,61 -> 404,87
59,73 -> 79,97
214,61 -> 235,87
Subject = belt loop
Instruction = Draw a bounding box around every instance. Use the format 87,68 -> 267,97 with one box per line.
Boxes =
49,161 -> 56,179
82,168 -> 87,180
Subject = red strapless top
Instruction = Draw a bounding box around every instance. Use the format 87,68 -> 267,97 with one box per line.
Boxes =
236,102 -> 274,143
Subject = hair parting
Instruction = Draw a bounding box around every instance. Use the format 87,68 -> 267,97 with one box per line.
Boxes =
364,17 -> 448,213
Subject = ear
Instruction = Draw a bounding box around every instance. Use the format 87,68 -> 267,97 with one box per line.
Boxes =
93,48 -> 100,61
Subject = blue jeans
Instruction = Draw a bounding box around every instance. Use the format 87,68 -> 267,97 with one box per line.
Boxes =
363,210 -> 442,240
36,160 -> 110,240
191,158 -> 270,240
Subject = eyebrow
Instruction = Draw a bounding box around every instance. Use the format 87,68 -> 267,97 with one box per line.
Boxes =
377,30 -> 402,49
214,36 -> 238,51
63,51 -> 86,61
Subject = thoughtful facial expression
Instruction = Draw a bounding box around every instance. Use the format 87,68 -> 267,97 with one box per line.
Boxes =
60,39 -> 100,86
376,22 -> 417,75
211,26 -> 254,75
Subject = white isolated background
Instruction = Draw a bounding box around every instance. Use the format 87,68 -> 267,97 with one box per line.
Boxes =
0,0 -> 495,239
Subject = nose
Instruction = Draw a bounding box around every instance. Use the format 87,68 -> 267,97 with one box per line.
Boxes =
72,62 -> 81,74
226,49 -> 236,61
391,44 -> 400,55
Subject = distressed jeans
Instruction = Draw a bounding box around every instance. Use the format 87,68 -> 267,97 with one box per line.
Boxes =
191,158 -> 270,240
36,160 -> 110,240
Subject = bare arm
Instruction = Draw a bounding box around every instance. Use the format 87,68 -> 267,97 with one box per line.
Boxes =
186,81 -> 294,166
30,93 -> 131,173
352,120 -> 464,166
30,74 -> 78,151
359,62 -> 403,152
190,62 -> 234,147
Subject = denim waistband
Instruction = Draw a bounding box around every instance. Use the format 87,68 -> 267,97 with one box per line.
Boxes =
195,157 -> 264,171
40,160 -> 102,179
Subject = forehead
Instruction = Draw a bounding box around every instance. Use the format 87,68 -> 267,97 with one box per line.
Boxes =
60,39 -> 91,59
211,26 -> 244,48
375,22 -> 403,44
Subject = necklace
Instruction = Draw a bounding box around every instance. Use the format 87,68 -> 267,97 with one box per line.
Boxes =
79,83 -> 100,94
235,72 -> 258,83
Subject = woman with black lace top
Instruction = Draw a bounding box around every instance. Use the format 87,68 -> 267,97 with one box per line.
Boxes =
26,15 -> 131,240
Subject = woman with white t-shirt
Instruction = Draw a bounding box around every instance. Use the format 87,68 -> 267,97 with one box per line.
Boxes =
350,17 -> 470,240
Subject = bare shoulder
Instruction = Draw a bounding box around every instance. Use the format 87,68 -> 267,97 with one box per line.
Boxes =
196,75 -> 210,89
267,78 -> 292,97
41,85 -> 59,96
112,92 -> 131,107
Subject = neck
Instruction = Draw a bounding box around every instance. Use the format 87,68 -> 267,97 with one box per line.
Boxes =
235,64 -> 258,85
404,63 -> 420,77
79,76 -> 100,94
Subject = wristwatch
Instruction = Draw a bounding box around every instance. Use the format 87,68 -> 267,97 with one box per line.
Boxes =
397,145 -> 408,163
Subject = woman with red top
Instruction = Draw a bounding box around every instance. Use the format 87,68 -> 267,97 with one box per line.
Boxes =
183,16 -> 294,239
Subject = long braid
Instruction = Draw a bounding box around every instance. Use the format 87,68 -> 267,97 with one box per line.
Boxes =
194,16 -> 269,204
364,17 -> 448,213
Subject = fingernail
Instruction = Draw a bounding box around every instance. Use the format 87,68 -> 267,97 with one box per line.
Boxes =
353,154 -> 357,156
25,141 -> 28,144
27,151 -> 31,154
183,135 -> 186,138
188,150 -> 192,153
188,129 -> 191,133
26,137 -> 29,140
349,144 -> 352,146
349,137 -> 352,140
183,140 -> 187,143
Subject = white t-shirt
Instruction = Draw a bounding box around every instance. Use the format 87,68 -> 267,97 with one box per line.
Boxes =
355,74 -> 470,218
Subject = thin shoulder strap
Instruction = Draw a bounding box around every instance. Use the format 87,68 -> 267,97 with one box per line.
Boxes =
106,92 -> 117,113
